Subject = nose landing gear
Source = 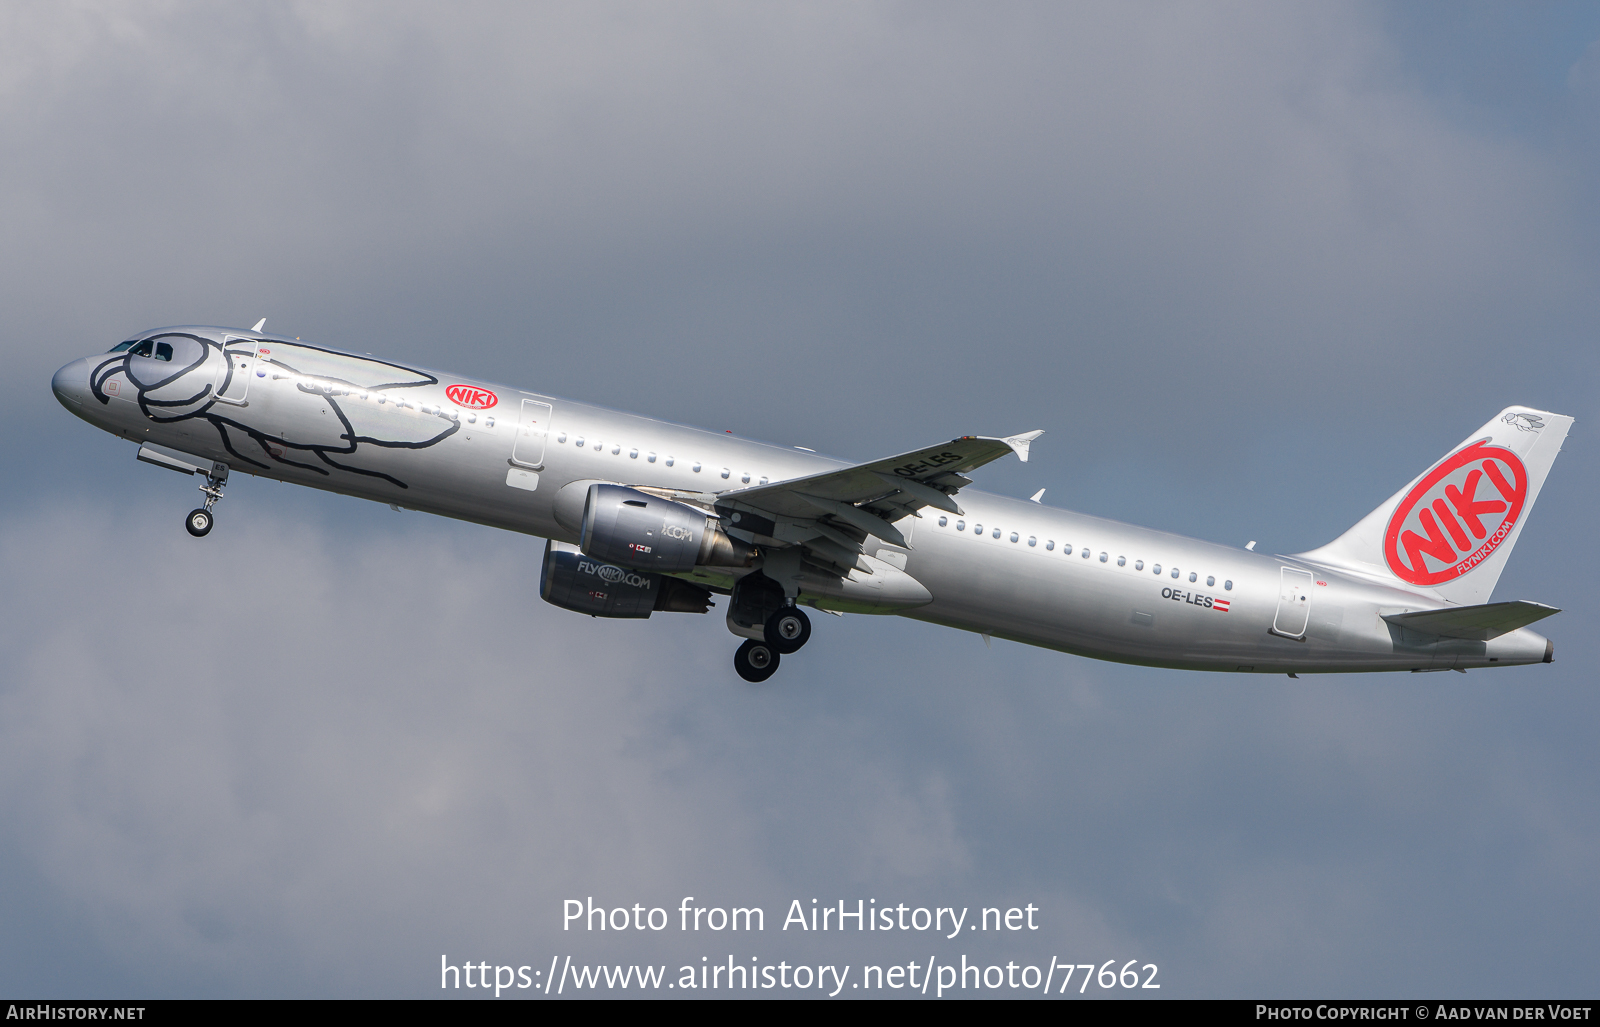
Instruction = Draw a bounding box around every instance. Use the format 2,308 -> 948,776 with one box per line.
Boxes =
184,463 -> 228,538
185,508 -> 214,537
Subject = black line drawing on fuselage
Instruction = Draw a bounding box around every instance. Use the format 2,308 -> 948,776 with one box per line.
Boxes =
90,333 -> 458,489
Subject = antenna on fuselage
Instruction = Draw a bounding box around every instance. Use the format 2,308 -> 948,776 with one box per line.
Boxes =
1246,541 -> 1257,550
1029,489 -> 1046,503
251,318 -> 266,332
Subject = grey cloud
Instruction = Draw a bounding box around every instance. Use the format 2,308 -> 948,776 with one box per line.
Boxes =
2,0 -> 1598,998
3,498 -> 1596,996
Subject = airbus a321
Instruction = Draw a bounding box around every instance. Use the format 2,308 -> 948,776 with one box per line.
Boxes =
51,325 -> 1570,681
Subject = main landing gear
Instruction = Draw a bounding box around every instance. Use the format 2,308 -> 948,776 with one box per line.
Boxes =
734,639 -> 780,682
730,606 -> 814,683
184,464 -> 228,538
765,605 -> 811,654
727,572 -> 817,682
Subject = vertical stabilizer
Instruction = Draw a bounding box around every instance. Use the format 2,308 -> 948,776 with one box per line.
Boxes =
1297,407 -> 1571,604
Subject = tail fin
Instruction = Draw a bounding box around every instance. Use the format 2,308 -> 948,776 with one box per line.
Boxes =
1298,406 -> 1572,604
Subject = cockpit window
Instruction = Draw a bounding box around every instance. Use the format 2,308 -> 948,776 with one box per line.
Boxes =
126,338 -> 176,360
109,340 -> 136,353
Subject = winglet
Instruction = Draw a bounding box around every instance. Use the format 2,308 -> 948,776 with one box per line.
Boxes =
251,318 -> 267,332
1029,488 -> 1046,503
1003,430 -> 1045,463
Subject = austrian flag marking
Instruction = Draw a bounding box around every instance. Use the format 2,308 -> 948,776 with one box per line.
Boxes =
445,384 -> 498,410
1212,599 -> 1231,613
1383,439 -> 1528,587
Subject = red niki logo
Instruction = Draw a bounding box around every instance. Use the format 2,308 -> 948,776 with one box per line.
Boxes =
1384,440 -> 1527,586
445,384 -> 498,410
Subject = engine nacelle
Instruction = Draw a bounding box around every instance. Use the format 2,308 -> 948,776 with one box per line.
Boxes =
540,540 -> 713,619
580,484 -> 752,572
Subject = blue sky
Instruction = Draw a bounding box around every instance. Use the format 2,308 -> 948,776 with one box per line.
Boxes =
1,1 -> 1597,998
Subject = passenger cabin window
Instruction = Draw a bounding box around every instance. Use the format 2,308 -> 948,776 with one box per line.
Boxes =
992,528 -> 1001,539
1010,532 -> 1020,543
1099,552 -> 1108,563
956,520 -> 965,531
1045,540 -> 1054,550
1189,572 -> 1197,582
720,468 -> 731,479
938,516 -> 948,527
1206,576 -> 1215,586
1224,580 -> 1233,590
1117,556 -> 1126,567
1171,568 -> 1180,578
692,462 -> 701,472
1134,560 -> 1144,571
1064,545 -> 1073,555
611,445 -> 621,455
741,473 -> 750,483
1027,536 -> 1036,546
666,457 -> 675,467
629,448 -> 638,458
1151,564 -> 1161,575
647,452 -> 656,462
556,433 -> 566,443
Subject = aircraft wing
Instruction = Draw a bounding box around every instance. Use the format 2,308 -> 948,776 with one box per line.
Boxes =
700,430 -> 1042,572
1382,601 -> 1560,641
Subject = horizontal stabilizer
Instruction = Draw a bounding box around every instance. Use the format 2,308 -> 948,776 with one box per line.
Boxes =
1382,600 -> 1560,641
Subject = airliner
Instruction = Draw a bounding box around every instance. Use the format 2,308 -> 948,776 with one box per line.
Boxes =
51,324 -> 1570,681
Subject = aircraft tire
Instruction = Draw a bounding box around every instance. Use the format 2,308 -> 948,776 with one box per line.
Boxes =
764,606 -> 811,654
734,639 -> 780,682
185,508 -> 213,537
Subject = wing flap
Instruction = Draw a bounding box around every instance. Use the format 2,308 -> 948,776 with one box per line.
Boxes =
721,431 -> 1041,515
1382,600 -> 1560,641
714,430 -> 1040,570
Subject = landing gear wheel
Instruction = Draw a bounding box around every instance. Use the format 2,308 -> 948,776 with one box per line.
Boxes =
185,508 -> 214,537
734,639 -> 780,682
764,606 -> 812,654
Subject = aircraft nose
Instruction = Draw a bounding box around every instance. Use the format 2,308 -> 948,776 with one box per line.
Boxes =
51,357 -> 89,408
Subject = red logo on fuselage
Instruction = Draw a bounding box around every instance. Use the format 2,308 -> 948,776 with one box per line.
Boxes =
445,384 -> 498,410
1384,440 -> 1527,586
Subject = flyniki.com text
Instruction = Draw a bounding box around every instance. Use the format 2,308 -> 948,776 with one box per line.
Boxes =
563,897 -> 1041,938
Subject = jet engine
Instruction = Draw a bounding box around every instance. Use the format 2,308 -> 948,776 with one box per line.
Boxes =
580,484 -> 753,572
540,540 -> 713,619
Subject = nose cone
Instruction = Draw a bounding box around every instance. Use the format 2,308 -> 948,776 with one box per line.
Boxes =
51,357 -> 90,410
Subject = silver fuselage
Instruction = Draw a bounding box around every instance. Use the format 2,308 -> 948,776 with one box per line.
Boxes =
51,328 -> 1553,674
